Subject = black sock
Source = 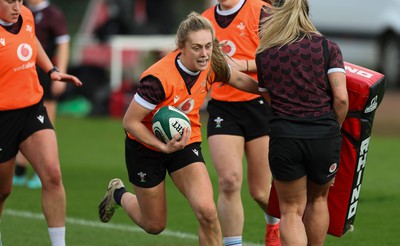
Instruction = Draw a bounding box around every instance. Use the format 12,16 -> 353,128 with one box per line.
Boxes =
15,165 -> 27,176
113,187 -> 127,206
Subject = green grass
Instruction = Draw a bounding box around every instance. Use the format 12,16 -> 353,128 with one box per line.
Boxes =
2,116 -> 399,245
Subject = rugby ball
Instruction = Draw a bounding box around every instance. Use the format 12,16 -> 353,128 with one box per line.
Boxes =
152,106 -> 191,143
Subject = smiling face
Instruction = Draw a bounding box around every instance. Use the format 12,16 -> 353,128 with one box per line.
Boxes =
179,29 -> 213,72
0,0 -> 23,23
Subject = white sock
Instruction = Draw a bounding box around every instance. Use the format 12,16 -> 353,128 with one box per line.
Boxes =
224,236 -> 242,246
265,213 -> 280,225
48,227 -> 66,246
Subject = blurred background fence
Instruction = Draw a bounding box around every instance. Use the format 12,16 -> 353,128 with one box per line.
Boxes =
50,0 -> 399,125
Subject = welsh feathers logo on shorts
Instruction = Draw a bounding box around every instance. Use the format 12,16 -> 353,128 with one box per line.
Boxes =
17,43 -> 33,61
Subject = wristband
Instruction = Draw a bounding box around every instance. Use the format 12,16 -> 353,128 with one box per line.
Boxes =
245,60 -> 249,72
47,66 -> 60,77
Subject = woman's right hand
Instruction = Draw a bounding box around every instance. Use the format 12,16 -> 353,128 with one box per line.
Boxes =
162,127 -> 191,153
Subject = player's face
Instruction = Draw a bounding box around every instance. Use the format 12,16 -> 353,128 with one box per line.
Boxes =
179,29 -> 213,72
24,0 -> 40,6
0,0 -> 23,23
217,0 -> 240,11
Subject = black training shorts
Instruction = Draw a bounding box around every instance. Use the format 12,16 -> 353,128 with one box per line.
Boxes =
0,99 -> 54,162
125,137 -> 205,188
269,136 -> 342,185
207,98 -> 272,142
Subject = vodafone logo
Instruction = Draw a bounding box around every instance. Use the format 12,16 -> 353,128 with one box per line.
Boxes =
178,98 -> 194,114
220,40 -> 236,57
17,43 -> 33,61
329,163 -> 338,173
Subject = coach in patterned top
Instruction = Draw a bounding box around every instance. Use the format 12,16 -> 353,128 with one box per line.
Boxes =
256,0 -> 348,245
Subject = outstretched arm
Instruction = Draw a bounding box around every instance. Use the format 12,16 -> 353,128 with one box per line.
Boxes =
226,69 -> 260,95
220,40 -> 255,73
50,41 -> 70,97
225,57 -> 256,73
35,38 -> 82,87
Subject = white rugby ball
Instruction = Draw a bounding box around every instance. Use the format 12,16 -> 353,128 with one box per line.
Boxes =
152,106 -> 191,143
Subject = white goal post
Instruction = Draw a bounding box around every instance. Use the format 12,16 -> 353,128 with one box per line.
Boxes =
109,35 -> 176,91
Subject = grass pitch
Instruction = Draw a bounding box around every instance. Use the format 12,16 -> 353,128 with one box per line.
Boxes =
2,116 -> 399,245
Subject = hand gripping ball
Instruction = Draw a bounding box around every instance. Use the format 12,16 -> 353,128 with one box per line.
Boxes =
152,106 -> 191,143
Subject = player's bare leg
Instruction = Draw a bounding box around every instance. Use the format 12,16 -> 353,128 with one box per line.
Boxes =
208,134 -> 245,241
274,177 -> 308,246
303,180 -> 332,246
120,183 -> 168,234
0,158 -> 15,216
19,129 -> 66,227
171,162 -> 222,245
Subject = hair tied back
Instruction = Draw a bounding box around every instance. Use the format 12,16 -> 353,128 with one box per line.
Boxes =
274,0 -> 285,7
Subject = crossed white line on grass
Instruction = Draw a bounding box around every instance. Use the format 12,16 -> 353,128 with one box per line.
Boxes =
4,209 -> 263,246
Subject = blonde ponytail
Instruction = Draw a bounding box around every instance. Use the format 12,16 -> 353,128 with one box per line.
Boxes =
257,0 -> 320,53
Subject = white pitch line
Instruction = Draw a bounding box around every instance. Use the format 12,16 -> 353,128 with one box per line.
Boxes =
4,209 -> 263,246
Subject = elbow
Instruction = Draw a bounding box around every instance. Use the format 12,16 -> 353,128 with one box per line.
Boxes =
337,97 -> 349,110
335,93 -> 349,109
336,99 -> 349,116
340,97 -> 349,111
333,99 -> 349,125
122,116 -> 131,133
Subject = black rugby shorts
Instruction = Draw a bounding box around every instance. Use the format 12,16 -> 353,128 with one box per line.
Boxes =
125,137 -> 205,188
269,136 -> 342,185
0,99 -> 53,162
207,98 -> 271,141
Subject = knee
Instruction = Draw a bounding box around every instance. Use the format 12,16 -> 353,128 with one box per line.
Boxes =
307,189 -> 330,204
218,172 -> 241,193
249,187 -> 270,205
196,203 -> 219,226
0,190 -> 11,202
142,222 -> 166,235
41,167 -> 62,188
